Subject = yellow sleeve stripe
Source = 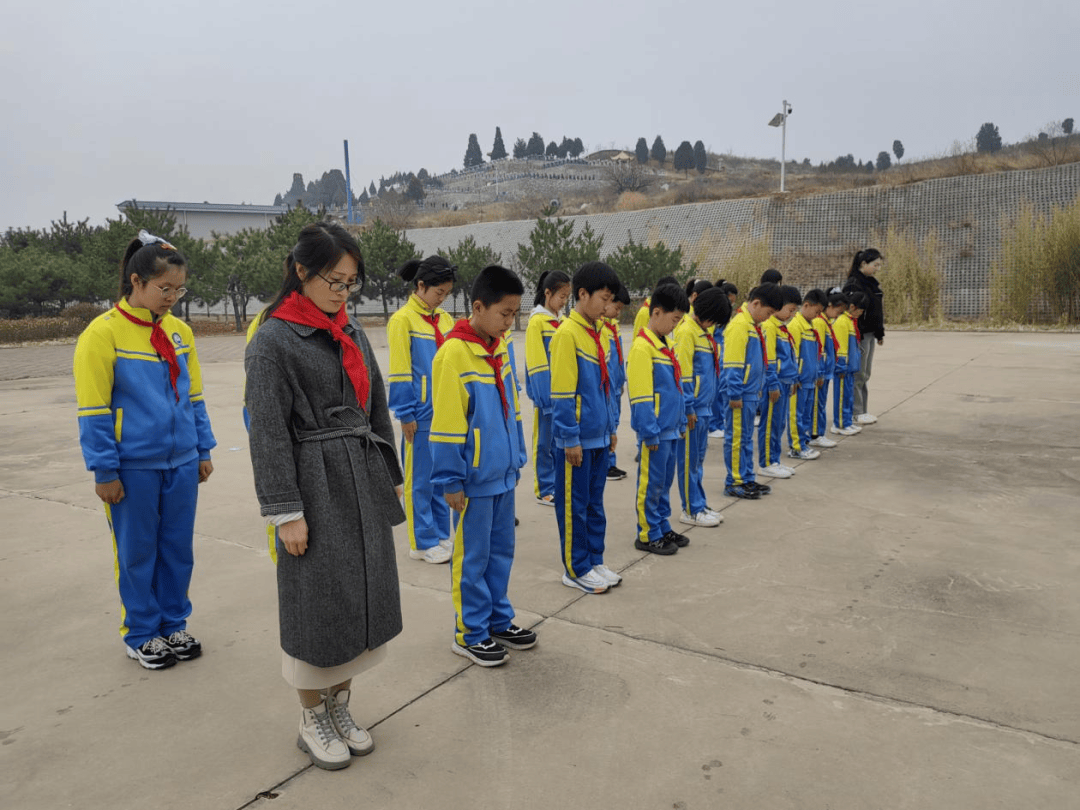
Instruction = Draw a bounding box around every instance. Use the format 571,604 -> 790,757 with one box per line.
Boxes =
78,406 -> 112,416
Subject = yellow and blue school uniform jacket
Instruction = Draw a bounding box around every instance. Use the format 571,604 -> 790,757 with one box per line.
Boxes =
633,297 -> 651,337
721,308 -> 767,404
673,317 -> 719,417
628,327 -> 686,445
524,306 -> 561,410
603,317 -> 627,467
832,311 -> 862,375
429,331 -> 526,497
549,310 -> 616,451
74,299 -> 216,482
504,327 -> 521,393
387,295 -> 454,428
812,314 -> 838,436
788,312 -> 820,387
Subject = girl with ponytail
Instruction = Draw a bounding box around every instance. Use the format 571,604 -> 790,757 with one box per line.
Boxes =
73,230 -> 217,671
386,255 -> 457,564
524,270 -> 571,505
245,221 -> 405,771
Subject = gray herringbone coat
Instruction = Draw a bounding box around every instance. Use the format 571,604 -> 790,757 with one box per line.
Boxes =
245,317 -> 405,668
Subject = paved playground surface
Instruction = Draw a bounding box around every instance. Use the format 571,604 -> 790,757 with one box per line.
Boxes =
1,330 -> 1077,809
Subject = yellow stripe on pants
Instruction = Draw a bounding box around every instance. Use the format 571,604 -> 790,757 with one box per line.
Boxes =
403,437 -> 418,550
450,499 -> 469,646
636,444 -> 652,543
562,457 -> 578,577
788,392 -> 801,452
730,406 -> 744,485
105,502 -> 129,639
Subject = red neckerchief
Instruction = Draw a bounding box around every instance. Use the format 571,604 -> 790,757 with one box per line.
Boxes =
271,291 -> 370,410
780,323 -> 796,351
808,317 -> 824,359
640,298 -> 650,310
575,314 -> 609,395
851,314 -> 863,342
637,329 -> 681,388
447,319 -> 508,417
818,315 -> 840,351
604,319 -> 624,366
702,326 -> 720,375
114,304 -> 180,402
752,322 -> 768,367
413,296 -> 445,348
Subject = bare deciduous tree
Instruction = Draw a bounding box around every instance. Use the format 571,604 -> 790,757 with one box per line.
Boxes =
601,161 -> 653,194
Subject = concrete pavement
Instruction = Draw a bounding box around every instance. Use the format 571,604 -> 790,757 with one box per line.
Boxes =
1,330 -> 1078,809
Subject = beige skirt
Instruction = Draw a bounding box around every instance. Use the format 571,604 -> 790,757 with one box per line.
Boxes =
281,644 -> 388,690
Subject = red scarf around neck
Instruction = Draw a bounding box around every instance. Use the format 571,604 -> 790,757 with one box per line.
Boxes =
604,319 -> 624,366
447,318 -> 509,418
703,329 -> 721,376
271,291 -> 370,410
115,304 -> 180,402
415,297 -> 445,348
752,322 -> 769,368
577,315 -> 609,395
637,328 -> 681,388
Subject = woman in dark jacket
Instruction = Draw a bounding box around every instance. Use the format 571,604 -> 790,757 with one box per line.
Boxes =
246,222 -> 405,771
842,248 -> 884,424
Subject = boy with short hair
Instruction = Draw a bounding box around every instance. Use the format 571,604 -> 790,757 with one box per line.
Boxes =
673,287 -> 731,527
628,284 -> 690,554
788,289 -> 827,455
722,283 -> 783,499
550,261 -> 623,593
633,274 -> 680,337
603,283 -> 631,481
832,290 -> 868,437
811,291 -> 847,447
431,265 -> 531,667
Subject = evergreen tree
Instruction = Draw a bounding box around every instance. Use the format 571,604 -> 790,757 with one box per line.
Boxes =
359,188 -> 369,203
976,122 -> 1003,153
546,140 -> 559,158
513,138 -> 528,158
876,151 -> 892,171
527,132 -> 545,157
405,177 -> 425,202
369,181 -> 377,197
444,235 -> 502,312
491,127 -> 508,160
635,137 -> 649,164
651,135 -> 667,166
417,167 -> 429,181
693,140 -> 708,174
464,133 -> 485,168
605,235 -> 688,294
356,219 -> 420,318
515,216 -> 604,289
273,193 -> 283,206
673,141 -> 694,176
1063,118 -> 1074,135
558,136 -> 572,158
893,140 -> 905,162
570,137 -> 585,157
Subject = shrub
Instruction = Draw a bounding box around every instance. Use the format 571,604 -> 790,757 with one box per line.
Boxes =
60,302 -> 108,324
873,226 -> 943,323
991,197 -> 1080,323
690,226 -> 773,297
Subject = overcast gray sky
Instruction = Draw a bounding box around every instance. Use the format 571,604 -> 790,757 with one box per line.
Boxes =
1,0 -> 1075,233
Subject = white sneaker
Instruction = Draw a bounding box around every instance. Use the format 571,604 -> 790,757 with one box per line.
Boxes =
788,448 -> 821,460
830,425 -> 860,436
562,570 -> 609,594
298,701 -> 351,770
326,689 -> 373,756
856,413 -> 877,425
593,564 -> 623,587
754,415 -> 761,426
438,537 -> 453,551
535,494 -> 555,507
680,510 -> 721,527
707,429 -> 725,439
702,506 -> 725,523
757,464 -> 793,479
409,545 -> 451,564
778,464 -> 797,475
810,436 -> 837,448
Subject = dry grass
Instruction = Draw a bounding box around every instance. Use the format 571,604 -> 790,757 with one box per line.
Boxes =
688,226 -> 774,294
874,226 -> 944,323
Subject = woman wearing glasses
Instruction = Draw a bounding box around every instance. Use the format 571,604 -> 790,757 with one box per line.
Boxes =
245,222 -> 405,771
73,231 -> 217,671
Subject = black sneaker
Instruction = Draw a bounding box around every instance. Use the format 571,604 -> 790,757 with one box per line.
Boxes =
606,466 -> 627,481
125,637 -> 177,670
163,630 -> 202,661
492,624 -> 538,650
725,484 -> 760,500
747,481 -> 771,496
451,638 -> 508,667
663,530 -> 690,548
634,536 -> 678,555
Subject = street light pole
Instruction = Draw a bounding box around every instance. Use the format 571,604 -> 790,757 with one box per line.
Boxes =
768,100 -> 793,192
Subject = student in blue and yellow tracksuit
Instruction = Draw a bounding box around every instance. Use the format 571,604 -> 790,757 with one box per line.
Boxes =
755,297 -> 791,478
673,287 -> 731,528
629,284 -> 690,555
387,256 -> 457,565
832,290 -> 868,436
772,286 -> 814,467
430,265 -> 532,668
813,291 -> 847,445
74,231 -> 216,671
632,274 -> 680,338
722,284 -> 782,500
524,270 -> 570,506
788,289 -> 827,454
602,283 -> 631,481
550,262 -> 622,594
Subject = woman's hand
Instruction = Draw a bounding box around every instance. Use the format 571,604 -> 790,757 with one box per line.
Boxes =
401,421 -> 418,443
95,479 -> 124,504
199,460 -> 214,482
279,517 -> 309,557
877,336 -> 884,346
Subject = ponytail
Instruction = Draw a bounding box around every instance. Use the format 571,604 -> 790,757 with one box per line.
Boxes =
534,269 -> 570,308
399,255 -> 456,288
849,248 -> 882,277
118,231 -> 186,300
